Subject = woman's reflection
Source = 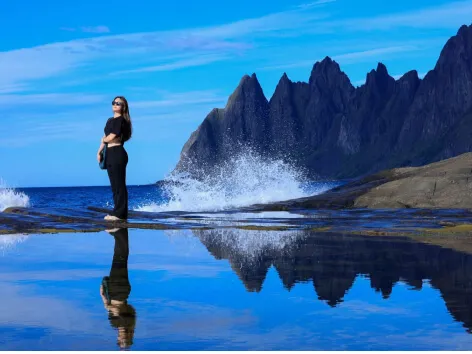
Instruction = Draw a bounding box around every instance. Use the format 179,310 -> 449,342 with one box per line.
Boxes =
100,228 -> 136,349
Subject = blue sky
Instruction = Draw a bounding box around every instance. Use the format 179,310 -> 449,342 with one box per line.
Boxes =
1,0 -> 472,187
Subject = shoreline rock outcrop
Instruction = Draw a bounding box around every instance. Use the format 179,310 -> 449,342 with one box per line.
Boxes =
248,152 -> 472,210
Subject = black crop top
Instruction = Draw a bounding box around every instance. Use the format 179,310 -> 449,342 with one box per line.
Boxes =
104,116 -> 130,143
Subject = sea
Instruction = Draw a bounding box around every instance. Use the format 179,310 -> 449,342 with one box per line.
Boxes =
1,154 -> 472,350
0,151 -> 341,213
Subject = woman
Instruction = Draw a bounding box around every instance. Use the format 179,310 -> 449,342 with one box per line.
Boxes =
97,96 -> 132,221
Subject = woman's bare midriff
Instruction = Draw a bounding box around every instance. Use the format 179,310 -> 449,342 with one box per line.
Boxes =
108,138 -> 122,147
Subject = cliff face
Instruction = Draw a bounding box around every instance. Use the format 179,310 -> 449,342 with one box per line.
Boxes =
174,74 -> 270,175
174,24 -> 472,180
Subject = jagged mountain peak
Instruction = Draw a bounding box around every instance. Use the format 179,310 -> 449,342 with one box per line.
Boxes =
174,23 -> 472,181
271,72 -> 293,98
225,72 -> 267,110
435,22 -> 472,69
309,56 -> 354,93
280,72 -> 290,82
365,62 -> 393,86
395,69 -> 421,86
309,56 -> 343,83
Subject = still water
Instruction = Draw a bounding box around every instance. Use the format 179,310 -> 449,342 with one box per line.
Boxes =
0,228 -> 471,350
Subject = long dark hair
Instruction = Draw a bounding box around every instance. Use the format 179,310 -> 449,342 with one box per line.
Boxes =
114,95 -> 132,142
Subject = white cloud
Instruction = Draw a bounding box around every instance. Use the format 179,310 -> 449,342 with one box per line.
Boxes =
61,25 -> 110,33
0,93 -> 106,107
132,90 -> 226,109
81,25 -> 110,33
0,119 -> 99,147
1,1 -> 470,94
333,45 -> 418,63
0,89 -> 226,147
0,84 -> 29,94
0,45 -> 87,93
0,6 -> 328,93
113,54 -> 229,75
297,0 -> 336,9
260,45 -> 420,71
332,0 -> 472,30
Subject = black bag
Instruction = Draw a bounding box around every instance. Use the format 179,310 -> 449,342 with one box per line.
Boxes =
99,144 -> 107,170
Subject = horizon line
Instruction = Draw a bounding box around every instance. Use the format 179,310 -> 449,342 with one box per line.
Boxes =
13,183 -> 156,189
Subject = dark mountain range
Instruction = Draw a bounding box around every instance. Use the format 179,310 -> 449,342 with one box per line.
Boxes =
173,23 -> 472,180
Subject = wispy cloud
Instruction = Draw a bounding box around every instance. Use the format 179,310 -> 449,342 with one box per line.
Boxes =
132,90 -> 226,109
0,84 -> 29,94
113,54 -> 229,75
60,25 -> 110,33
329,0 -> 472,30
0,33 -> 117,94
297,0 -> 336,9
333,45 -> 418,63
81,25 -> 110,33
1,1 -> 470,94
0,122 -> 98,147
192,8 -> 328,39
260,45 -> 420,71
1,93 -> 106,107
0,89 -> 226,147
0,5 -> 330,92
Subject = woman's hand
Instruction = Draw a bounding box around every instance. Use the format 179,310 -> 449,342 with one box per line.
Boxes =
97,152 -> 102,163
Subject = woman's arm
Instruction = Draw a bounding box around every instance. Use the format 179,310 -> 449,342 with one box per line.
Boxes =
98,119 -> 121,161
98,135 -> 106,153
102,133 -> 118,144
97,135 -> 106,162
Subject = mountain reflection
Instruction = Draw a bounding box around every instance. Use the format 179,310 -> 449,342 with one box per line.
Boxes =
193,229 -> 472,333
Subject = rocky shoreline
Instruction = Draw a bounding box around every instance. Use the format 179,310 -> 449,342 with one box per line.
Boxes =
3,153 -> 472,243
248,152 -> 472,211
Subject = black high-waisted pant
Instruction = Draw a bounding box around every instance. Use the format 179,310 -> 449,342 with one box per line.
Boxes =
106,145 -> 128,219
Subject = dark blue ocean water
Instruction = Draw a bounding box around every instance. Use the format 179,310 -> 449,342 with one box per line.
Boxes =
4,150 -> 346,213
11,180 -> 342,213
17,185 -> 164,211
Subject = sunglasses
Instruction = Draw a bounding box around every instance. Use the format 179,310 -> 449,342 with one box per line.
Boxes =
112,101 -> 123,106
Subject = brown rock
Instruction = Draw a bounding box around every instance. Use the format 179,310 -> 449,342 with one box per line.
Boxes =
249,152 -> 472,210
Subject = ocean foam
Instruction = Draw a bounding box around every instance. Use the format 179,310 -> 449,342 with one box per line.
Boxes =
136,150 -> 332,213
0,179 -> 30,212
